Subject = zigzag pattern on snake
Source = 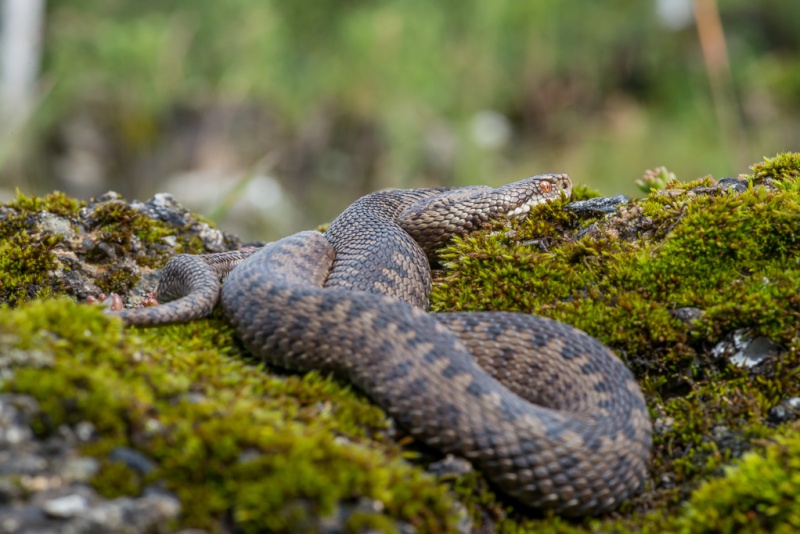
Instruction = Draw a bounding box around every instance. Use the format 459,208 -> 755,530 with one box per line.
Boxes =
114,174 -> 652,516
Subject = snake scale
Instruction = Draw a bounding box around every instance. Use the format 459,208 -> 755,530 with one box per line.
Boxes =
114,174 -> 652,516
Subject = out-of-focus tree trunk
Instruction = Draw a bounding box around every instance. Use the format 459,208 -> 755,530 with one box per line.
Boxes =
1,0 -> 45,133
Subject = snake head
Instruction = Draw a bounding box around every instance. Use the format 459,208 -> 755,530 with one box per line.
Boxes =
398,173 -> 573,262
495,173 -> 572,220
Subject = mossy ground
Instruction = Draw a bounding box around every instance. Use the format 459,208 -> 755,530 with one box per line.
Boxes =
0,300 -> 460,533
1,153 -> 799,533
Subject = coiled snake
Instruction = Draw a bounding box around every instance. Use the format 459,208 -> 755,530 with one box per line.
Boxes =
115,174 -> 652,516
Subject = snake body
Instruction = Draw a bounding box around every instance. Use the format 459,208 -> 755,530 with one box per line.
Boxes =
115,175 -> 652,516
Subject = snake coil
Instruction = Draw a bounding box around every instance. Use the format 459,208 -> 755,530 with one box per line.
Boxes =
115,174 -> 652,516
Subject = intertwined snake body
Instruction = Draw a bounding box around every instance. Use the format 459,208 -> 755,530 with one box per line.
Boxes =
116,175 -> 652,516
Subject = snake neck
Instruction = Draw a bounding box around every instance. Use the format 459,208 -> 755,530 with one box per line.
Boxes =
324,189 -> 449,309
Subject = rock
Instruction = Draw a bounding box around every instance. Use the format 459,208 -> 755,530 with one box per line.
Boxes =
711,328 -> 783,368
36,212 -> 73,238
688,177 -> 749,196
669,307 -> 704,325
61,457 -> 101,482
427,455 -> 474,478
42,494 -> 90,519
108,447 -> 157,475
767,397 -> 800,424
564,194 -> 630,215
74,422 -> 95,442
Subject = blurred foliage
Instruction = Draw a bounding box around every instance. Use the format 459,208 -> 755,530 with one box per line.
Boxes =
4,0 -> 800,237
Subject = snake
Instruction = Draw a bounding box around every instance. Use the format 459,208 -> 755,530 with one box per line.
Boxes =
114,174 -> 652,516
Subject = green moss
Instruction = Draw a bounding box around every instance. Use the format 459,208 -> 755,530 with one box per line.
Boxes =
0,299 -> 461,533
748,152 -> 800,187
93,460 -> 144,498
0,235 -> 62,304
669,429 -> 800,533
95,263 -> 141,296
569,184 -> 602,201
89,201 -> 177,268
345,510 -> 402,534
6,189 -> 85,218
82,197 -> 215,270
0,191 -> 86,305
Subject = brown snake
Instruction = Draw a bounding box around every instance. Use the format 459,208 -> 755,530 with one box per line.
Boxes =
114,174 -> 652,516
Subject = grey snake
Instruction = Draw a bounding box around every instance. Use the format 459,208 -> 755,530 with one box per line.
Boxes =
114,174 -> 652,516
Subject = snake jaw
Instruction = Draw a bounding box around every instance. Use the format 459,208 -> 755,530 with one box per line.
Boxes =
504,196 -> 549,219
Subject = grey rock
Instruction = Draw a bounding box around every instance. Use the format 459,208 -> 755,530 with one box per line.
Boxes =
653,416 -> 676,436
108,447 -> 157,475
0,453 -> 47,475
427,454 -> 473,478
61,458 -> 100,482
74,422 -> 95,442
564,194 -> 630,215
42,494 -> 90,519
669,307 -> 704,325
716,177 -> 749,193
36,212 -> 74,238
688,177 -> 749,197
767,397 -> 800,424
711,328 -> 783,368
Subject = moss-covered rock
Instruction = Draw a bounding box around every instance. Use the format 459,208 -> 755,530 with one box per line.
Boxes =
1,153 -> 799,532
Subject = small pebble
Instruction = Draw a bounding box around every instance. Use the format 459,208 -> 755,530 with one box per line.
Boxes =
43,494 -> 89,519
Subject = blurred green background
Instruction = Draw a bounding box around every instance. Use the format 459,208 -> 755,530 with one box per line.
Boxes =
2,0 -> 798,239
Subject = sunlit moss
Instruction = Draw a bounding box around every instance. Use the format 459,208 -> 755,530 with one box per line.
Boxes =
5,189 -> 85,218
671,429 -> 800,533
747,151 -> 800,187
0,196 -> 66,305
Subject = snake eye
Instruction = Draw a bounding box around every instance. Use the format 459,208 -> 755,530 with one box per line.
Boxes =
540,180 -> 552,193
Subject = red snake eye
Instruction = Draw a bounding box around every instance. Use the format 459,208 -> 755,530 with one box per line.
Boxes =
540,180 -> 552,193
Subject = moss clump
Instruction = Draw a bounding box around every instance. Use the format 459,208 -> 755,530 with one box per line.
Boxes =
88,199 -> 212,270
0,299 -> 462,533
94,263 -> 140,296
0,192 -> 72,305
0,232 -> 63,306
670,428 -> 800,533
93,459 -> 144,498
748,151 -> 800,187
89,201 -> 176,268
569,184 -> 602,201
5,189 -> 85,218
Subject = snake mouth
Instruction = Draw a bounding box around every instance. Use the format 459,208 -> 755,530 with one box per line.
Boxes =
504,197 -> 551,219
